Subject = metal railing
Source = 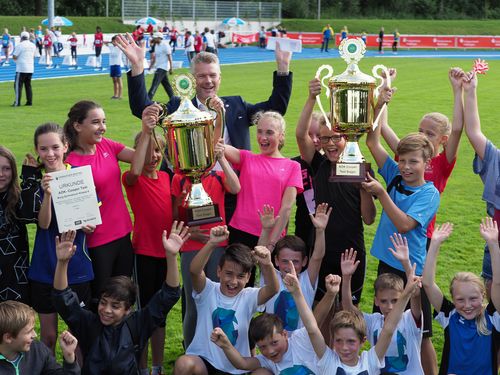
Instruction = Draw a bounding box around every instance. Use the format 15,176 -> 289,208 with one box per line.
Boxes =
122,0 -> 281,23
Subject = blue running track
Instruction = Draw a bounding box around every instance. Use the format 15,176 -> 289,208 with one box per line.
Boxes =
1,46 -> 500,83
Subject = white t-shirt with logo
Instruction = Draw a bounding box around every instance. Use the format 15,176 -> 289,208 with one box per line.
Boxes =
187,278 -> 263,373
155,40 -> 172,70
262,269 -> 317,332
13,40 -> 35,73
318,346 -> 384,375
364,310 -> 424,375
256,327 -> 319,374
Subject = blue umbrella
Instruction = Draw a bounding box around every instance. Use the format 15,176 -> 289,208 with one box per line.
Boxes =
222,17 -> 246,27
135,17 -> 161,26
41,16 -> 73,27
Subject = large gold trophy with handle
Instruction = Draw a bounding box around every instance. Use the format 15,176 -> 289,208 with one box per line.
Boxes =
158,73 -> 224,226
315,38 -> 391,182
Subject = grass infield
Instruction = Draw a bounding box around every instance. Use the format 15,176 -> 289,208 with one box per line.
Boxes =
0,56 -> 498,371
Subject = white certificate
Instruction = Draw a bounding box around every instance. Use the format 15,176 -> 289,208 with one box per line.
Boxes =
49,165 -> 102,232
266,37 -> 302,53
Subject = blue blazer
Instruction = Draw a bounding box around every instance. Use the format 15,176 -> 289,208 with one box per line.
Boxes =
127,70 -> 293,150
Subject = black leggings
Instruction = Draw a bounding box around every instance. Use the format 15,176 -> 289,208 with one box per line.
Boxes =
89,234 -> 133,310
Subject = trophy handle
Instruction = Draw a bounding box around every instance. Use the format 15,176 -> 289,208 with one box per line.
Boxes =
371,65 -> 391,131
315,65 -> 334,130
205,97 -> 225,143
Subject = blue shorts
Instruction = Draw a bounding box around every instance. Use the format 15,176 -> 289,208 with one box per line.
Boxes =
482,244 -> 492,280
110,65 -> 121,78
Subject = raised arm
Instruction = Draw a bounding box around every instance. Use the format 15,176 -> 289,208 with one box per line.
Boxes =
257,204 -> 277,248
313,274 -> 341,327
422,223 -> 454,312
254,245 -> 280,305
124,104 -> 159,186
115,33 -> 146,77
463,71 -> 487,159
215,139 -> 240,195
268,186 -> 297,245
284,262 -> 327,359
366,94 -> 390,169
375,264 -> 420,361
162,221 -> 190,288
190,225 -> 229,293
479,217 -> 500,311
296,78 -> 322,164
307,203 -> 332,285
360,186 -> 376,225
53,231 -> 77,290
340,248 -> 360,312
378,68 -> 399,154
444,67 -> 465,163
388,234 -> 421,321
211,327 -> 260,371
223,144 -> 241,165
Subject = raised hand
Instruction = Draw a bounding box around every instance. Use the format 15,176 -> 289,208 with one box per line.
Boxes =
162,221 -> 190,256
208,225 -> 230,245
340,248 -> 360,276
210,327 -> 231,349
283,260 -> 300,294
142,103 -> 161,134
23,153 -> 38,167
252,245 -> 272,266
310,203 -> 332,231
431,222 -> 454,244
258,204 -> 278,231
449,67 -> 465,92
114,33 -> 145,72
59,330 -> 78,363
55,231 -> 77,262
403,263 -> 422,298
308,78 -> 321,99
388,233 -> 410,264
214,138 -> 225,160
479,217 -> 499,244
462,70 -> 478,92
275,42 -> 291,72
324,274 -> 341,295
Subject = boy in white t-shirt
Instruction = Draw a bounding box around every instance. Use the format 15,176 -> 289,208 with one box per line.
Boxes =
210,274 -> 342,374
341,234 -> 424,375
174,226 -> 279,375
285,256 -> 420,375
260,203 -> 331,332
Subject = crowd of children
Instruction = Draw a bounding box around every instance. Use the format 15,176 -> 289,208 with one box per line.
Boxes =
0,48 -> 499,375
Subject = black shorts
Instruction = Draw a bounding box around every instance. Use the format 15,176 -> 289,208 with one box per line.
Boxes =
200,357 -> 244,375
134,254 -> 166,308
375,261 -> 433,338
30,281 -> 91,314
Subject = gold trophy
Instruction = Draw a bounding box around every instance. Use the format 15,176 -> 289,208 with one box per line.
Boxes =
159,73 -> 224,226
315,38 -> 390,182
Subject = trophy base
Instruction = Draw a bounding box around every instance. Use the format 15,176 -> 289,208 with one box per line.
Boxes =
186,203 -> 223,226
329,162 -> 372,183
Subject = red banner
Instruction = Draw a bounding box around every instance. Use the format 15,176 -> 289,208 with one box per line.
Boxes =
287,32 -> 324,45
231,33 -> 257,44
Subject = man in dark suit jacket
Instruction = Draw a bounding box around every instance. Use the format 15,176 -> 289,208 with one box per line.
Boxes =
117,34 -> 293,150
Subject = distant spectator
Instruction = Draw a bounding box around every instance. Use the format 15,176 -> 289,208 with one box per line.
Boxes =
2,28 -> 11,65
94,26 -> 104,70
68,32 -> 78,65
361,30 -> 367,46
184,30 -> 195,62
146,22 -> 154,36
320,24 -> 334,52
43,28 -> 53,66
132,25 -> 144,44
271,26 -> 278,37
259,26 -> 266,48
169,26 -> 178,52
341,25 -> 348,41
108,35 -> 125,99
12,31 -> 35,107
203,27 -> 216,53
147,32 -> 173,100
378,26 -> 384,54
162,24 -> 170,33
392,28 -> 400,53
35,25 -> 43,55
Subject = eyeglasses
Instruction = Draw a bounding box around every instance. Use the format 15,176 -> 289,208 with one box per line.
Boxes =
319,135 -> 344,144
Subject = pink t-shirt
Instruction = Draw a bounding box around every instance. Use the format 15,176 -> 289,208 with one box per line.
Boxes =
65,138 -> 132,248
424,150 -> 456,237
230,150 -> 303,237
122,171 -> 173,258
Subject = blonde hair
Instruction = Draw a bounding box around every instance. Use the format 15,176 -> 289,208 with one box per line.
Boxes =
330,309 -> 366,342
397,132 -> 434,162
374,273 -> 404,294
450,272 -> 490,336
0,301 -> 35,342
133,131 -> 165,150
421,112 -> 451,136
253,111 -> 286,150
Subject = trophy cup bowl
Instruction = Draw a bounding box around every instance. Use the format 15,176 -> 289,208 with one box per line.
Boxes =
316,38 -> 388,182
161,73 -> 224,226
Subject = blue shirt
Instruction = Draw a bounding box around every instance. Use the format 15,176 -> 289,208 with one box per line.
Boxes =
370,157 -> 440,275
473,140 -> 500,215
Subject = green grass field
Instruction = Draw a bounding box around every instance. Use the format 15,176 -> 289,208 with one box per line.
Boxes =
0,55 -> 498,372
